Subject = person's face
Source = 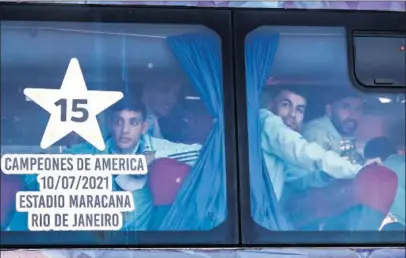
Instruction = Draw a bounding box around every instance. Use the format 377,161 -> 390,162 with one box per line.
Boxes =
111,110 -> 147,153
327,97 -> 363,137
142,84 -> 181,117
270,90 -> 307,132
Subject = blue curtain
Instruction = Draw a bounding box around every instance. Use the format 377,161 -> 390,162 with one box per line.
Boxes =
159,32 -> 226,230
245,32 -> 291,230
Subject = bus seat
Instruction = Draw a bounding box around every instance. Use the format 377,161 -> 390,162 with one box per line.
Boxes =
354,164 -> 398,214
288,164 -> 398,230
148,158 -> 191,206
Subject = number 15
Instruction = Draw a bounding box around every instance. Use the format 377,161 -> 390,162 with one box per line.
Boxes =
55,98 -> 89,123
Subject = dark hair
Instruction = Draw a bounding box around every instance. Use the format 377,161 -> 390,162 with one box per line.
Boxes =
260,85 -> 308,108
325,88 -> 364,105
364,136 -> 397,161
274,85 -> 308,100
110,98 -> 147,120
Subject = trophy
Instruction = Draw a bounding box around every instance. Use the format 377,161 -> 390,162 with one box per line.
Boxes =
339,138 -> 365,165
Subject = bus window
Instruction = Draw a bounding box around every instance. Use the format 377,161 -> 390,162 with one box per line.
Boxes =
0,5 -> 237,246
241,24 -> 405,243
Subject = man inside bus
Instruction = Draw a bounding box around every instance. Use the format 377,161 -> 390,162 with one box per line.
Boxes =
282,90 -> 366,199
301,90 -> 364,158
259,86 -> 397,231
140,81 -> 185,140
260,86 -> 359,199
68,98 -> 201,231
139,80 -> 212,144
7,98 -> 201,232
287,89 -> 398,230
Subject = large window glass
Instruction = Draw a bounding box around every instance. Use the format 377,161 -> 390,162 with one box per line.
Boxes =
1,9 -> 236,245
243,25 -> 405,241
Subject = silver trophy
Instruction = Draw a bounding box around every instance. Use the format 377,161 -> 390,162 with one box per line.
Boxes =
339,138 -> 365,165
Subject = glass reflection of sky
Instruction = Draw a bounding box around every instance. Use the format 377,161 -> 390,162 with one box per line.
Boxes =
17,1 -> 405,12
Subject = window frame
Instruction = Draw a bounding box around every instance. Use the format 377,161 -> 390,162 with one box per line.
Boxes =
0,2 -> 239,248
234,9 -> 406,245
352,31 -> 406,88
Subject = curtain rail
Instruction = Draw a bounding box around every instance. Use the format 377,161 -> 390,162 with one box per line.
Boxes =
2,25 -> 167,39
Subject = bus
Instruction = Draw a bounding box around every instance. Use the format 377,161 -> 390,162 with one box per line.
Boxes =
1,1 -> 405,257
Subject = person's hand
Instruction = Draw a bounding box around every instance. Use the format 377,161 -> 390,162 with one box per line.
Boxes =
341,155 -> 350,162
364,157 -> 383,166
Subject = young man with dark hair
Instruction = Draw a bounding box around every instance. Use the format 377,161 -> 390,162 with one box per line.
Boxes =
8,99 -> 201,232
70,98 -> 201,230
259,86 -> 363,203
261,86 -> 308,132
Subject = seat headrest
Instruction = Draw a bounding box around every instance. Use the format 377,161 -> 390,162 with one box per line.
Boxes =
148,158 -> 191,206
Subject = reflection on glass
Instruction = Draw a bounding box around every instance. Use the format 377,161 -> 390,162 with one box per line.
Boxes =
0,21 -> 226,243
245,26 -> 405,233
51,0 -> 406,12
2,247 -> 406,258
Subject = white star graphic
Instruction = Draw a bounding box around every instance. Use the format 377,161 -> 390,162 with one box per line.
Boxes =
24,58 -> 123,151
